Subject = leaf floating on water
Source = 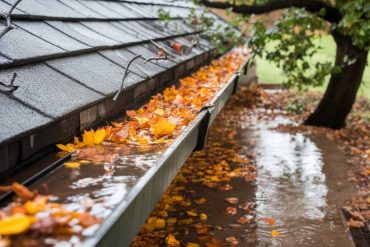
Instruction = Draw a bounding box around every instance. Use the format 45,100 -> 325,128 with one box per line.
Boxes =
82,130 -> 95,146
225,236 -> 239,246
260,217 -> 276,225
0,214 -> 35,235
24,196 -> 47,215
56,143 -> 75,153
0,182 -> 35,200
94,128 -> 106,145
78,212 -> 101,228
64,162 -> 81,168
271,230 -> 280,237
151,118 -> 176,137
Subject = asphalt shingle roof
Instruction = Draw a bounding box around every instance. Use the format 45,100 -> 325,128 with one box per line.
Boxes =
0,0 -> 226,173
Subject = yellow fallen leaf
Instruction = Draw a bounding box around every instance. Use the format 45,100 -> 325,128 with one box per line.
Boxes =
167,217 -> 177,225
94,128 -> 106,145
165,234 -> 180,246
186,243 -> 200,247
271,230 -> 280,237
144,217 -> 166,232
151,119 -> 176,136
171,195 -> 184,203
82,130 -> 95,146
200,213 -> 207,221
64,162 -> 81,168
24,196 -> 47,214
194,198 -> 207,205
154,108 -> 165,116
186,210 -> 198,217
56,143 -> 75,152
135,117 -> 150,125
0,214 -> 35,235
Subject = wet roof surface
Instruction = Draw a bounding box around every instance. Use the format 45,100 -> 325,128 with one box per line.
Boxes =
0,0 -> 218,146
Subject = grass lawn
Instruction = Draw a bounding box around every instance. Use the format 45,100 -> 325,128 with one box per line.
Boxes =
256,35 -> 370,99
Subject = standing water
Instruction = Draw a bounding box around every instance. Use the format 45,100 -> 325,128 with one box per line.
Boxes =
241,116 -> 354,246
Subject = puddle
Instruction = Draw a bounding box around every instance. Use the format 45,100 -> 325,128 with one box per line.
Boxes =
238,115 -> 353,246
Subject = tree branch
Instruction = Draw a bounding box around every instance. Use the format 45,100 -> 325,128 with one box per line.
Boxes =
144,40 -> 168,63
0,0 -> 23,39
113,55 -> 142,101
0,73 -> 18,93
201,0 -> 342,24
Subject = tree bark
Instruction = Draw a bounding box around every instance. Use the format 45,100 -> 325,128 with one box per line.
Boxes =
304,31 -> 368,129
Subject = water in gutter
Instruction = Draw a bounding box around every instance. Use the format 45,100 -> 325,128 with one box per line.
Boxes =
0,48 -> 250,247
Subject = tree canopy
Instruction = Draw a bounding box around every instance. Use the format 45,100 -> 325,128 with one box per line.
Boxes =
193,0 -> 369,129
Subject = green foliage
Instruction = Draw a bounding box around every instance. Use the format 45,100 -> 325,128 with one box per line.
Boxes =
188,7 -> 246,53
158,8 -> 171,27
193,0 -> 369,91
338,0 -> 370,50
248,9 -> 336,89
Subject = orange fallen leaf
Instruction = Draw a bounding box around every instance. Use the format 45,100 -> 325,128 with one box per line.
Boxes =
78,212 -> 101,228
151,119 -> 176,137
166,234 -> 180,245
260,217 -> 276,225
171,42 -> 183,55
24,196 -> 47,214
200,213 -> 207,221
186,243 -> 200,247
223,207 -> 237,215
226,236 -> 239,246
194,198 -> 207,205
271,230 -> 280,237
0,182 -> 35,200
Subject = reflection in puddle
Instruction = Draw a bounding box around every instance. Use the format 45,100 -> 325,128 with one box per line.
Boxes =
24,143 -> 168,244
246,116 -> 352,246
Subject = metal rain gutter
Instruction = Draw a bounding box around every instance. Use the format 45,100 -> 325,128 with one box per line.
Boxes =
82,53 -> 251,247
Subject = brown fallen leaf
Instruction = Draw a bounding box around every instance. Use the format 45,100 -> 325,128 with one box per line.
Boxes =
260,217 -> 276,225
239,202 -> 255,211
219,184 -> 233,191
225,197 -> 239,204
237,215 -> 253,224
347,218 -> 365,228
78,212 -> 101,228
226,236 -> 239,246
223,207 -> 237,215
194,198 -> 207,205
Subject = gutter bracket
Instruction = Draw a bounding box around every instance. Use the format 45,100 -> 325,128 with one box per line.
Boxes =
232,73 -> 240,95
194,105 -> 214,151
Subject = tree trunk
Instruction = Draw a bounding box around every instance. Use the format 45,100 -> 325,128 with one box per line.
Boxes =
304,32 -> 368,129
